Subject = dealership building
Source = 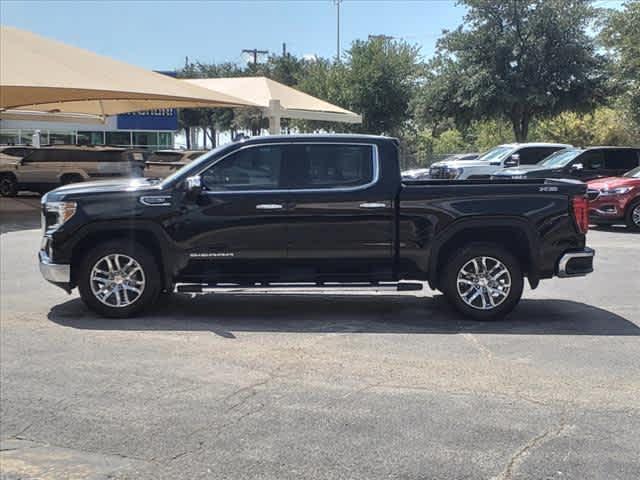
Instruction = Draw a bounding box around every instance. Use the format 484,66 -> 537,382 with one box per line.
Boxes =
0,108 -> 177,149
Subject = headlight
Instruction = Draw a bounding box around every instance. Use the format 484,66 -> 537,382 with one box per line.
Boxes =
447,167 -> 463,179
44,201 -> 77,231
600,187 -> 632,196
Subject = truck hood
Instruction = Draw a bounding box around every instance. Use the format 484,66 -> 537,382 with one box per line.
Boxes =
588,176 -> 640,190
43,177 -> 162,201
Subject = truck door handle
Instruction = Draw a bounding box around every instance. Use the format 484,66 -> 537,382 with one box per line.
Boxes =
359,202 -> 387,209
256,204 -> 284,210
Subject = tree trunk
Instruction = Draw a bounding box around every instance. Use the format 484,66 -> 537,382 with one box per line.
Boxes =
511,112 -> 530,142
185,127 -> 191,149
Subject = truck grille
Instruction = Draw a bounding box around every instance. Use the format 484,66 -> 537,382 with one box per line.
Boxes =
587,189 -> 600,201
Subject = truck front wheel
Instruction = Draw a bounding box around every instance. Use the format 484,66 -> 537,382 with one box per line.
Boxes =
77,241 -> 161,318
441,243 -> 523,321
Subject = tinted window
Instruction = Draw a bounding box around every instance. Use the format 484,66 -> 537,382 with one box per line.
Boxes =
289,144 -> 374,189
147,152 -> 183,163
202,146 -> 283,191
605,150 -> 640,170
65,150 -> 124,163
518,147 -> 563,165
578,150 -> 605,169
1,147 -> 32,157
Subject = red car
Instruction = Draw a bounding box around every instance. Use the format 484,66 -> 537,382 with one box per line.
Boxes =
587,166 -> 640,230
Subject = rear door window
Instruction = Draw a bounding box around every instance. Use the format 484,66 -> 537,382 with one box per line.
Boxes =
518,147 -> 561,165
287,144 -> 375,189
605,150 -> 640,171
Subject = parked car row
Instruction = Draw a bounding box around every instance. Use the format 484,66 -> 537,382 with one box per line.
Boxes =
0,145 -> 146,196
0,145 -> 207,197
401,143 -> 640,230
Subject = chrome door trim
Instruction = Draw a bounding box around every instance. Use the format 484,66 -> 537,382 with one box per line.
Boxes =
197,142 -> 380,195
256,204 -> 284,210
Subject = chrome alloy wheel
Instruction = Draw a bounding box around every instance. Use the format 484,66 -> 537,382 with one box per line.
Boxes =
456,256 -> 511,310
90,254 -> 146,308
633,204 -> 640,227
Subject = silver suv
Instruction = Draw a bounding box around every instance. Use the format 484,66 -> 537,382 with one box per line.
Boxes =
0,146 -> 145,196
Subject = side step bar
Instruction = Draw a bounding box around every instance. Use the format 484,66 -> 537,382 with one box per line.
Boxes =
177,281 -> 423,293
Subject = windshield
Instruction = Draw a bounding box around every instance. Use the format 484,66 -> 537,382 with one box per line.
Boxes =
476,146 -> 515,163
624,166 -> 640,178
160,143 -> 236,187
539,149 -> 583,168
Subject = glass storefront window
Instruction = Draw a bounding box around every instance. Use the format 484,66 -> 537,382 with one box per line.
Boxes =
18,130 -> 49,145
132,131 -> 158,148
0,130 -> 20,145
77,131 -> 105,146
158,132 -> 173,148
49,131 -> 75,145
106,131 -> 131,147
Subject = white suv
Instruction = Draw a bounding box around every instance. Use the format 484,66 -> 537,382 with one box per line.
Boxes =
428,143 -> 571,180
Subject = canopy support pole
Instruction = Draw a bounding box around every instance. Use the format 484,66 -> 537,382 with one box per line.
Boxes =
267,99 -> 282,135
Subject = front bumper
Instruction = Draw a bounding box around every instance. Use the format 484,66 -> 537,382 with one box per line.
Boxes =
557,247 -> 595,278
39,250 -> 71,286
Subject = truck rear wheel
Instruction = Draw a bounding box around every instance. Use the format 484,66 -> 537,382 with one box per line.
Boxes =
77,241 -> 161,318
441,243 -> 523,321
0,174 -> 18,197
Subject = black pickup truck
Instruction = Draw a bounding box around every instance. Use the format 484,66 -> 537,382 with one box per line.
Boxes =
39,135 -> 594,320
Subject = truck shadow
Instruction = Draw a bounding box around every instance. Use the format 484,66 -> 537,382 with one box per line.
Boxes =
47,293 -> 640,338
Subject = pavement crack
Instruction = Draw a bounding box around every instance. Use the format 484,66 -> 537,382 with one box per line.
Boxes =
462,333 -> 494,360
491,420 -> 570,480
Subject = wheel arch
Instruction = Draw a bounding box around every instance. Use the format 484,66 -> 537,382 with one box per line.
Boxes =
69,223 -> 171,291
428,217 -> 541,290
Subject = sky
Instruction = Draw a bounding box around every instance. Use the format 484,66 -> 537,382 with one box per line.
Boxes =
1,0 -> 469,70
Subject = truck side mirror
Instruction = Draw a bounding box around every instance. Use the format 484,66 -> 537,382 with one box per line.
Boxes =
504,154 -> 520,168
185,175 -> 202,200
571,162 -> 584,171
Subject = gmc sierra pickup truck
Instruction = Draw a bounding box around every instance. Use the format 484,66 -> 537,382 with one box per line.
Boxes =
39,135 -> 595,320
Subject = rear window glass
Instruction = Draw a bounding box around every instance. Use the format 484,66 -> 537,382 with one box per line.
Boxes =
289,144 -> 374,189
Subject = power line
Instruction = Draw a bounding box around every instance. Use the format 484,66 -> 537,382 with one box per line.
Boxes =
242,48 -> 269,65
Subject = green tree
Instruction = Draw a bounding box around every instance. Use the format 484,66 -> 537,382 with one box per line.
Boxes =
601,1 -> 640,125
419,0 -> 608,142
345,37 -> 421,135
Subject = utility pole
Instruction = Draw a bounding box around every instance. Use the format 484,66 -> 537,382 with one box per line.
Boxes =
242,48 -> 269,65
334,0 -> 342,61
282,42 -> 287,57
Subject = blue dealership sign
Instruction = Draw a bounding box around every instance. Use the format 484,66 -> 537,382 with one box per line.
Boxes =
117,109 -> 178,130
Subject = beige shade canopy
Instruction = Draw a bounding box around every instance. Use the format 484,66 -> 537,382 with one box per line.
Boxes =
185,77 -> 362,125
0,26 -> 257,115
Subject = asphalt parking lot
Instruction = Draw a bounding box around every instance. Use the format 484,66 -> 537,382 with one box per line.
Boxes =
1,195 -> 639,480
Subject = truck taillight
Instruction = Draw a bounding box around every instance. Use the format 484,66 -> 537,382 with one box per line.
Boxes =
572,195 -> 589,234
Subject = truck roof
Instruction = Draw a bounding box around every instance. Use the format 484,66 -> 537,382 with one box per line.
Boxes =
237,134 -> 398,145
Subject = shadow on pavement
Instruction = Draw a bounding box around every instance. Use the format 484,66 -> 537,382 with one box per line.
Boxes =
48,293 -> 640,337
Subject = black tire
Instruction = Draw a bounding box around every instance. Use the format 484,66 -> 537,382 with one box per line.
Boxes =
0,174 -> 18,197
61,174 -> 84,186
77,240 -> 161,318
625,199 -> 640,231
441,243 -> 524,321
